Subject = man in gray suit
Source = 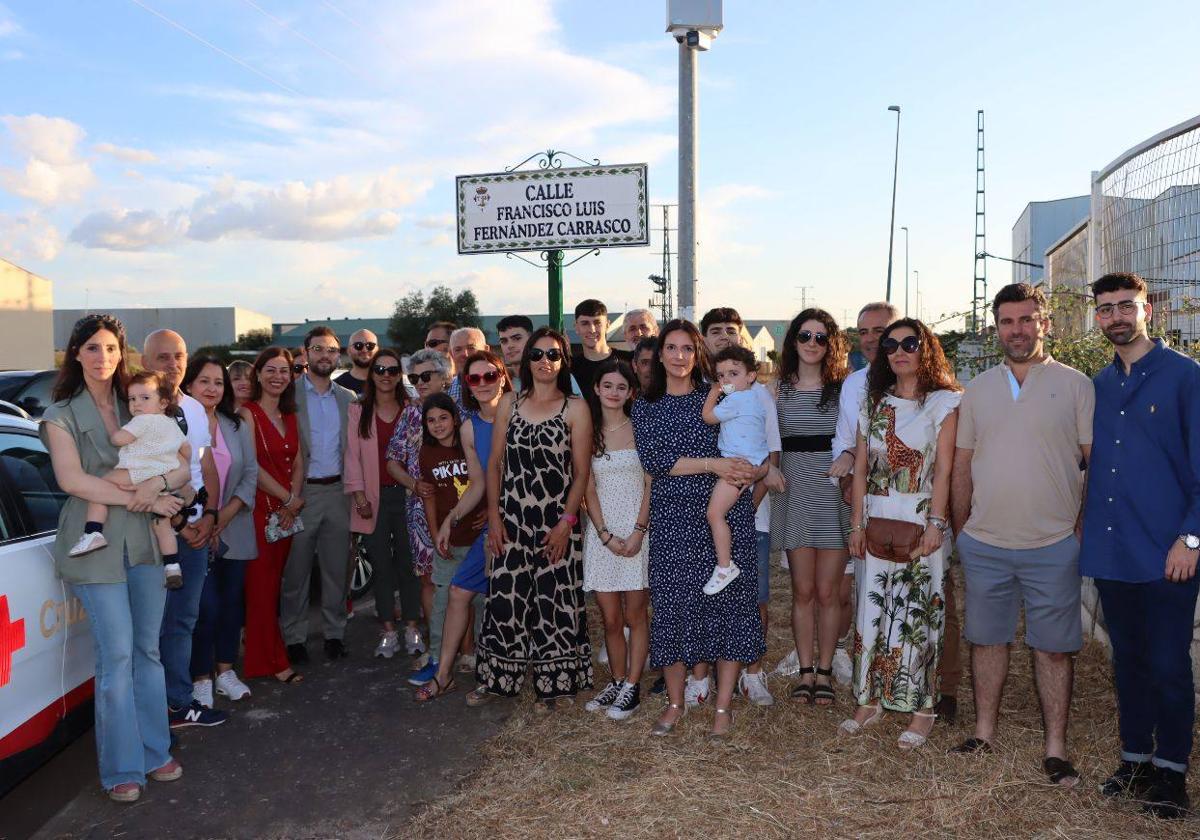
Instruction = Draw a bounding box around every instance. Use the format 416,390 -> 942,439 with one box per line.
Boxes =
282,326 -> 357,661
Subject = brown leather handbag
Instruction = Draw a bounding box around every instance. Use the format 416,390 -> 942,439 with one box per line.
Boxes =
865,517 -> 924,564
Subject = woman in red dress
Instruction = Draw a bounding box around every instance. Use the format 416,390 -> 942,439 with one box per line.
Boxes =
238,347 -> 305,682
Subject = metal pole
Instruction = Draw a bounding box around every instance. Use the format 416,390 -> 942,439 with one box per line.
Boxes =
914,269 -> 920,321
885,105 -> 901,302
548,249 -> 564,332
901,226 -> 909,316
678,40 -> 698,324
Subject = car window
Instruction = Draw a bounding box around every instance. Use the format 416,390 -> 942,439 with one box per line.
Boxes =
0,430 -> 66,538
15,373 -> 54,418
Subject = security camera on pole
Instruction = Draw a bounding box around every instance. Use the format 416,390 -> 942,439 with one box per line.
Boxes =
667,0 -> 722,325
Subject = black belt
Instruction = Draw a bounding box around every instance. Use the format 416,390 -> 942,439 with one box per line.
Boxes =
781,435 -> 833,453
306,474 -> 342,485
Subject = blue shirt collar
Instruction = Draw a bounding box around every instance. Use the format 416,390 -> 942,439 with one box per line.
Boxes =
1111,337 -> 1168,378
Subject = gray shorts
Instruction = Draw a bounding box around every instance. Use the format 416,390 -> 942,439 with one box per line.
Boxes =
957,531 -> 1082,653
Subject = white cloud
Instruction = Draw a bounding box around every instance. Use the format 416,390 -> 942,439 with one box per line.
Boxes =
415,214 -> 454,230
0,114 -> 95,204
70,208 -> 187,251
0,17 -> 18,39
94,142 -> 158,164
0,211 -> 63,261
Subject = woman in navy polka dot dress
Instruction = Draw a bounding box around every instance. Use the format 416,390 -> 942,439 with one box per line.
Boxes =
631,320 -> 767,738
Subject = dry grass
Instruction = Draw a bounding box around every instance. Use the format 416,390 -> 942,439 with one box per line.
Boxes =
401,566 -> 1197,840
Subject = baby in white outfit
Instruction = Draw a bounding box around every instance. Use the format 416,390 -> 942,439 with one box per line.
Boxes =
69,371 -> 192,589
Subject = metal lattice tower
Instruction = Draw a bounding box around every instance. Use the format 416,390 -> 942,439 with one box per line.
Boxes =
972,110 -> 988,332
660,204 -> 674,322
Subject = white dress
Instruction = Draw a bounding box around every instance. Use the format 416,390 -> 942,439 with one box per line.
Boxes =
115,413 -> 186,484
583,447 -> 650,592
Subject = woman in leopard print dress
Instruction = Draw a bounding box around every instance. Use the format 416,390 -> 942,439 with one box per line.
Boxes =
473,328 -> 594,710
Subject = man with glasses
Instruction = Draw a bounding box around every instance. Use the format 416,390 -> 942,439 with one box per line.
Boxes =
281,326 -> 356,662
1082,272 -> 1200,818
335,328 -> 378,396
291,347 -> 308,380
948,284 -> 1093,791
424,321 -> 456,358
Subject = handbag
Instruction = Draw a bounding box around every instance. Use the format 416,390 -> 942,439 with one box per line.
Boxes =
865,517 -> 924,564
255,408 -> 305,544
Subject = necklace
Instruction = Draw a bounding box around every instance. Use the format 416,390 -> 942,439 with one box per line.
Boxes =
604,419 -> 631,433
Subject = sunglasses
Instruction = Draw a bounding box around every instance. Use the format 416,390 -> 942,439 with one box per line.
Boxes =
465,369 -> 502,387
292,363 -> 309,373
797,330 -> 829,347
425,338 -> 449,349
882,335 -> 922,355
373,364 -> 402,376
407,371 -> 438,385
528,347 -> 563,363
353,341 -> 378,352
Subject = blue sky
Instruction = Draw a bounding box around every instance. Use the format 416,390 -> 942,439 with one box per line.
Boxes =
1,0 -> 1198,328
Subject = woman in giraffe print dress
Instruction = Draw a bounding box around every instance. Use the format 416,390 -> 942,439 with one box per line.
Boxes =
842,319 -> 961,750
473,328 -> 594,710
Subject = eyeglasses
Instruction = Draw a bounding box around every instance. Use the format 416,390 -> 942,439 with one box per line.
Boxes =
797,330 -> 829,346
353,341 -> 378,352
466,369 -> 502,387
425,338 -> 449,349
1094,299 -> 1144,319
528,347 -> 563,363
292,363 -> 309,373
407,371 -> 438,385
373,364 -> 402,376
882,335 -> 922,355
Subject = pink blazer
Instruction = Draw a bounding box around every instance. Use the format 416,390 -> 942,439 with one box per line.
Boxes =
344,402 -> 385,535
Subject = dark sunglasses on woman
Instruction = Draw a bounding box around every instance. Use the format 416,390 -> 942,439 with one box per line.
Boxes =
797,330 -> 829,346
292,362 -> 308,373
407,371 -> 437,385
425,338 -> 449,349
373,364 -> 402,376
882,335 -> 922,355
465,369 -> 502,386
528,347 -> 563,362
353,341 -> 378,352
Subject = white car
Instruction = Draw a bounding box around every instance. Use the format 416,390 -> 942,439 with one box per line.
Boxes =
0,414 -> 93,795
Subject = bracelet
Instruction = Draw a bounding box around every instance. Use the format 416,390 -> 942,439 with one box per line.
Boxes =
599,526 -> 610,536
283,492 -> 294,507
562,512 -> 579,526
602,534 -> 613,546
203,508 -> 218,521
160,475 -> 170,491
634,522 -> 649,533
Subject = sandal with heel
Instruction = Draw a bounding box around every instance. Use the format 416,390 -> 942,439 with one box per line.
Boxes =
789,666 -> 816,704
708,707 -> 733,741
838,704 -> 883,735
650,701 -> 686,736
898,711 -> 937,750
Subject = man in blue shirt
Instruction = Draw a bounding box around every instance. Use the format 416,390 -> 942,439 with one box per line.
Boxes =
1081,272 -> 1200,819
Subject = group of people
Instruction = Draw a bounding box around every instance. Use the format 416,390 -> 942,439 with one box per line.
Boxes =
41,273 -> 1198,821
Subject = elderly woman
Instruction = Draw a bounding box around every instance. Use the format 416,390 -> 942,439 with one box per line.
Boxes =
385,348 -> 449,660
41,314 -> 190,802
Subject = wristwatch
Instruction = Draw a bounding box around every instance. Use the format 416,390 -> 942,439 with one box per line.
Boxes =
1181,534 -> 1200,550
204,508 -> 219,522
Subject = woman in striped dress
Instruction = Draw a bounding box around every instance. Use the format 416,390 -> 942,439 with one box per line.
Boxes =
770,308 -> 850,705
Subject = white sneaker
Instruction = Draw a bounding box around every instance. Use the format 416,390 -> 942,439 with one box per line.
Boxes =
68,531 -> 108,557
684,675 -> 710,708
374,630 -> 400,659
456,653 -> 477,674
215,670 -> 251,701
772,648 -> 800,677
832,647 -> 853,685
738,669 -> 775,706
702,561 -> 740,596
192,679 -> 214,709
404,626 -> 426,656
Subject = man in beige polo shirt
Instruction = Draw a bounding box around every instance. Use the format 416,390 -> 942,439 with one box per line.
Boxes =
949,283 -> 1093,788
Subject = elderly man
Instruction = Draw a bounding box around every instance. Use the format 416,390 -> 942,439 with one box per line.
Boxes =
142,329 -> 226,728
448,326 -> 487,408
622,308 -> 658,348
335,328 -> 378,396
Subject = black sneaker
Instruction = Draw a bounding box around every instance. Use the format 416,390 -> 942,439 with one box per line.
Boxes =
606,681 -> 641,721
169,700 -> 228,728
649,674 -> 666,695
287,643 -> 309,664
323,638 -> 348,660
1100,760 -> 1155,799
1143,767 -> 1190,819
584,680 -> 622,712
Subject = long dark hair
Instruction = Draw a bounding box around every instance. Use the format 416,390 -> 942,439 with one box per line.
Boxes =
585,358 -> 636,458
866,318 -> 962,409
182,355 -> 239,428
53,313 -> 132,402
250,346 -> 297,414
421,392 -> 462,447
643,319 -> 709,402
357,348 -> 403,439
517,327 -> 573,396
780,308 -> 849,409
459,349 -> 512,413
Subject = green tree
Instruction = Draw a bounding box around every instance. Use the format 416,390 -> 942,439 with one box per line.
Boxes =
233,328 -> 273,351
387,285 -> 481,352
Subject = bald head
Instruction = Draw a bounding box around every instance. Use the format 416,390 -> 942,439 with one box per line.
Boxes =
449,327 -> 487,373
348,328 -> 379,369
143,329 -> 188,392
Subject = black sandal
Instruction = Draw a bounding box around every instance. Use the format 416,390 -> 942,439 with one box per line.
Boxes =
813,666 -> 835,706
1043,757 -> 1081,787
949,737 -> 993,754
789,666 -> 816,703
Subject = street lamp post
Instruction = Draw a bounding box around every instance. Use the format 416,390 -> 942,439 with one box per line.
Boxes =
913,269 -> 920,321
900,225 -> 910,317
885,105 -> 901,303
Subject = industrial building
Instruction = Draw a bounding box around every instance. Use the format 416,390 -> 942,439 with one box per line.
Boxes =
0,258 -> 54,369
1010,196 -> 1090,286
54,306 -> 272,353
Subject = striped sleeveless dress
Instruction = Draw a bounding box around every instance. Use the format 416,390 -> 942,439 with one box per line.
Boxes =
769,379 -> 850,551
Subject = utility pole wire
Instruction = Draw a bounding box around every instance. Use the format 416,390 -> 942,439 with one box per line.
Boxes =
128,0 -> 303,96
239,0 -> 373,83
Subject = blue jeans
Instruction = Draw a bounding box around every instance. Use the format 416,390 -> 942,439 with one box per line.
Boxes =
72,558 -> 173,790
1095,575 -> 1200,771
190,550 -> 248,677
159,539 -> 209,708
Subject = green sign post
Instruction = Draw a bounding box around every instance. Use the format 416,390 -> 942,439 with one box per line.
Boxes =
547,249 -> 564,332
